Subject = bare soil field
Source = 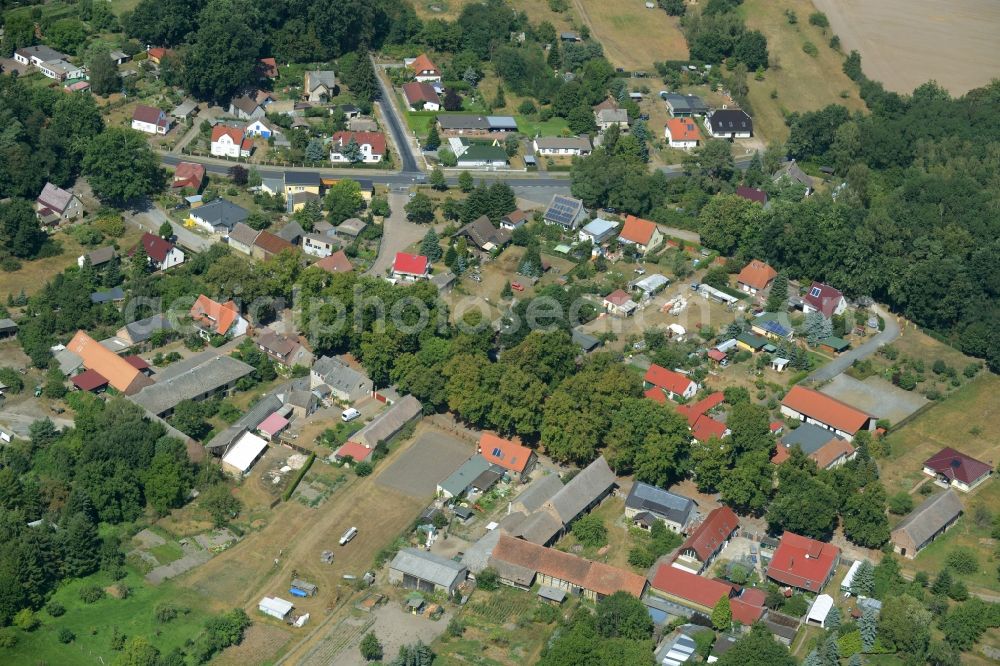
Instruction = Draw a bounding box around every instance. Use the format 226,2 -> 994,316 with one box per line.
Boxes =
811,0 -> 1000,95
741,0 -> 867,142
178,439 -> 429,663
573,0 -> 688,70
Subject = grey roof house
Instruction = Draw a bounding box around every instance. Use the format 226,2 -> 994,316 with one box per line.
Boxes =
546,456 -> 616,525
129,351 -> 254,417
116,314 -> 174,346
437,456 -> 496,499
190,198 -> 250,234
891,490 -> 963,559
624,482 -> 696,532
388,548 -> 467,595
352,395 -> 422,449
310,356 -> 372,402
773,159 -> 815,195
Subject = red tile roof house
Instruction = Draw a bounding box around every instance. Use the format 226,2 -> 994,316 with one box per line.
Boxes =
408,53 -> 441,82
672,506 -> 740,574
189,295 -> 249,340
330,131 -> 387,164
131,104 -> 172,135
766,532 -> 841,594
171,162 -> 206,191
650,564 -> 735,615
479,432 -> 537,482
802,281 -> 847,318
618,214 -> 664,255
675,392 -> 730,442
210,125 -> 252,158
392,252 -> 430,281
257,57 -> 279,79
735,186 -> 768,206
922,447 -> 992,492
314,249 -> 354,274
402,81 -> 441,111
780,385 -> 875,441
644,363 -> 698,402
35,182 -> 83,223
133,232 -> 185,270
334,440 -> 376,465
603,289 -> 637,317
736,259 -> 778,295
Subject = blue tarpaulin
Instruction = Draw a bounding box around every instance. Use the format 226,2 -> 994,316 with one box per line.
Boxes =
290,587 -> 308,597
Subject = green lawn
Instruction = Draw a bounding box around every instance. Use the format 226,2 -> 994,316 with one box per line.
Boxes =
899,481 -> 1000,593
405,111 -> 439,138
3,571 -> 213,663
148,541 -> 185,565
514,116 -> 570,137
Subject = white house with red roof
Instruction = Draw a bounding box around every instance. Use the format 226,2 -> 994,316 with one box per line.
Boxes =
923,447 -> 992,492
135,232 -> 185,270
618,215 -> 664,255
402,82 -> 441,111
650,564 -> 734,615
392,252 -> 429,281
766,532 -> 840,594
330,131 -> 386,163
210,126 -> 252,158
603,289 -> 637,317
131,105 -> 172,135
407,53 -> 441,82
664,117 -> 702,149
802,281 -> 847,318
736,259 -> 778,294
644,363 -> 698,401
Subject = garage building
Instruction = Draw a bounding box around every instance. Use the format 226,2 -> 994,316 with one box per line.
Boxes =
388,548 -> 467,596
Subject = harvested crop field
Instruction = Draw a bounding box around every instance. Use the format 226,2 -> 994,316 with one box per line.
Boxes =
811,0 -> 1000,95
375,425 -> 472,498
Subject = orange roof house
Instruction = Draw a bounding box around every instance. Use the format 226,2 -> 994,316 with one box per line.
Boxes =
766,532 -> 840,593
618,215 -> 663,253
67,331 -> 152,395
665,118 -> 702,146
479,432 -> 537,478
189,295 -> 247,337
146,47 -> 174,64
780,385 -> 874,439
257,57 -> 278,78
673,506 -> 740,573
644,363 -> 698,401
408,53 -> 441,80
736,259 -> 778,294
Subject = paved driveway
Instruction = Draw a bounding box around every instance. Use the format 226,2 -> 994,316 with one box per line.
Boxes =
128,204 -> 215,253
807,304 -> 900,383
365,192 -> 426,277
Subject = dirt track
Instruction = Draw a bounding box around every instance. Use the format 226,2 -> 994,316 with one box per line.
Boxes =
179,436 -> 428,662
811,0 -> 1000,94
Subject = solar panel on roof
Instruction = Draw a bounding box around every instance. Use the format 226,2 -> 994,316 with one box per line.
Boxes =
492,447 -> 503,458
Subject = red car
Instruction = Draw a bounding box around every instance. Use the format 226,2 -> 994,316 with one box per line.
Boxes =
510,282 -> 524,292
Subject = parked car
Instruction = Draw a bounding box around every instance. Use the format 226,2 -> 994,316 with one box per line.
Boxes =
511,282 -> 524,292
341,408 -> 361,422
634,267 -> 646,275
689,283 -> 700,291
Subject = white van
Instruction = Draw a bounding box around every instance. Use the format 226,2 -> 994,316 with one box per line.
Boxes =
339,527 -> 358,546
341,408 -> 361,422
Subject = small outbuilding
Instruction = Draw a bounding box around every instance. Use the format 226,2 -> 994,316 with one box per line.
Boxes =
806,594 -> 834,628
222,431 -> 270,477
259,596 -> 293,620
